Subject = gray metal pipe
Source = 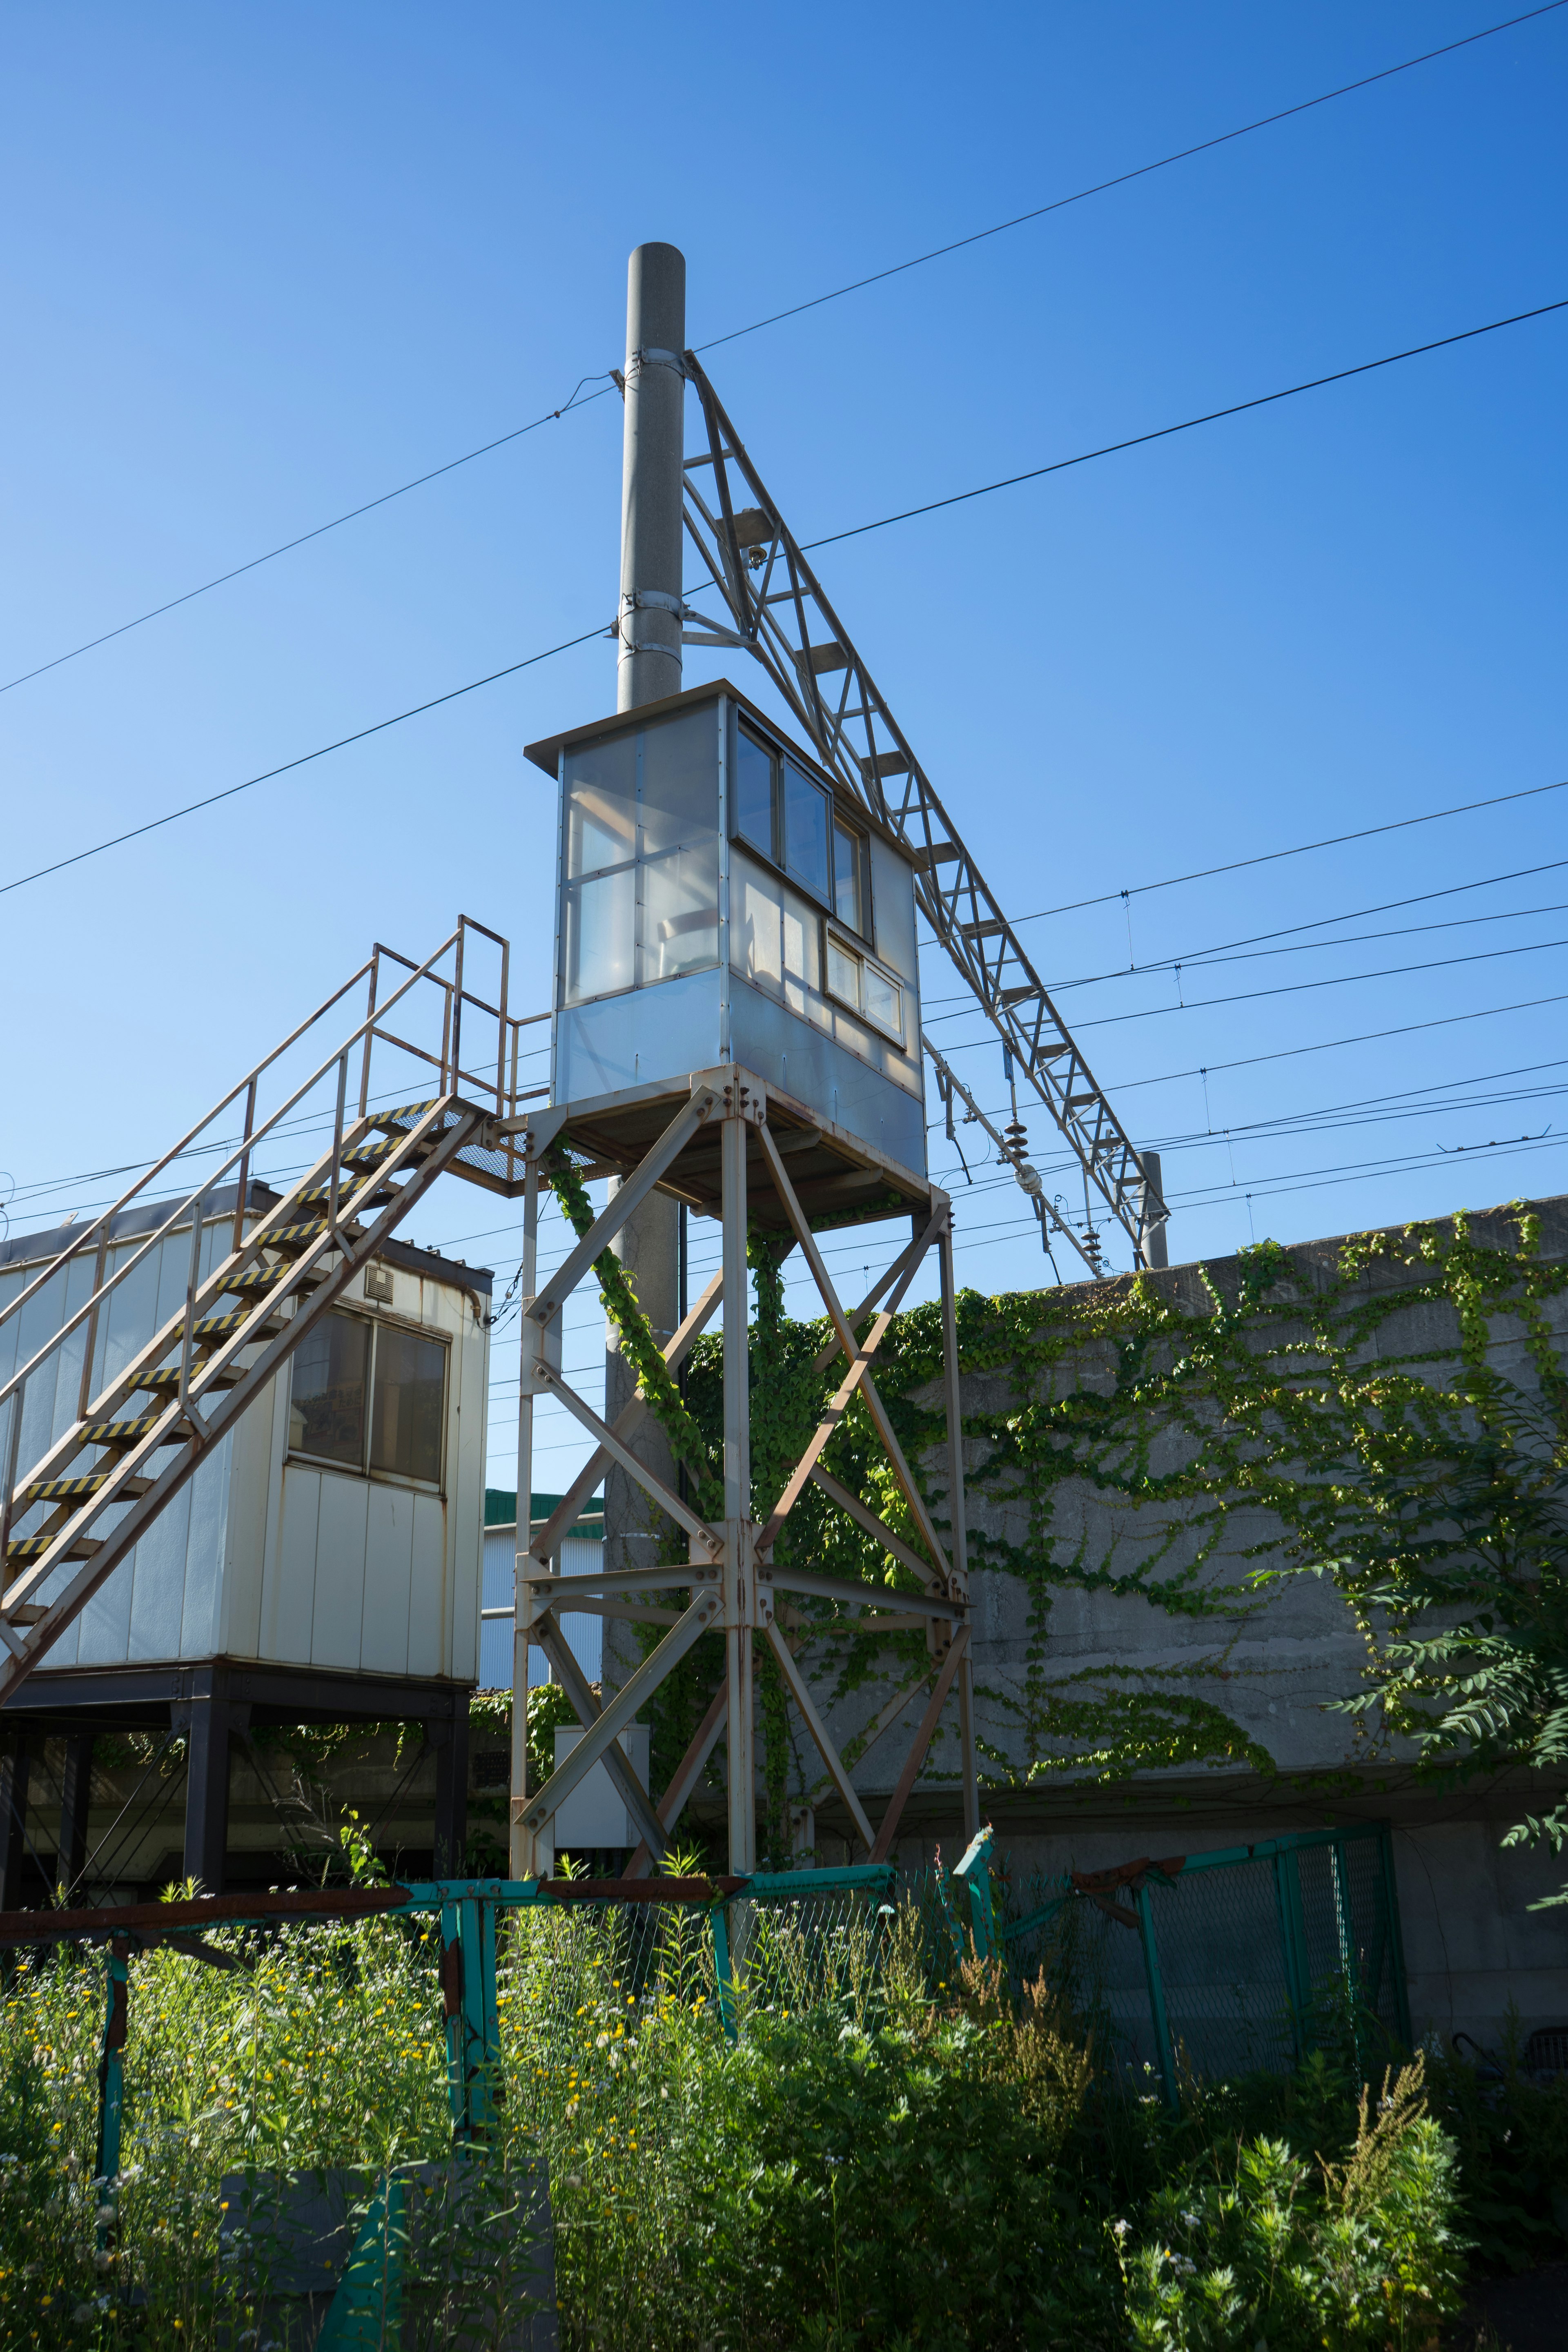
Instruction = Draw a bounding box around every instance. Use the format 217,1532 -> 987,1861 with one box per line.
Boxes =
1140,1149 -> 1169,1270
617,242 -> 687,712
604,243 -> 686,1730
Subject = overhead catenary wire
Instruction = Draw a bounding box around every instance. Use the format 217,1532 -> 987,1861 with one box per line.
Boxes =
0,380 -> 618,699
0,623 -> 606,898
922,880 -> 1568,1007
800,297 -> 1568,557
924,931 -> 1568,1034
9,295 -> 1567,907
12,3 -> 1559,703
935,987 -> 1568,1090
693,4 -> 1568,354
1002,779 -> 1568,928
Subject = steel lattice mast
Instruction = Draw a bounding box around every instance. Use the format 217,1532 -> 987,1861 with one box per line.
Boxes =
676,354 -> 1168,1274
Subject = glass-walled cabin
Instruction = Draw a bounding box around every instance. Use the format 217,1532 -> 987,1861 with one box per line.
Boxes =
525,682 -> 926,1182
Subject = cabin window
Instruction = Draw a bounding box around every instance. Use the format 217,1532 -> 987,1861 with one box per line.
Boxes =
289,1309 -> 448,1488
734,720 -> 866,933
824,931 -> 904,1045
561,705 -> 719,1004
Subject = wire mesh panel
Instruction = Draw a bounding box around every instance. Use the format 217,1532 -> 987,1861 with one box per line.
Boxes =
1293,1829 -> 1406,2047
728,1875 -> 897,2021
998,1826 -> 1410,2097
502,1894 -> 719,2068
1003,1880 -> 1159,2077
1148,1857 -> 1296,2080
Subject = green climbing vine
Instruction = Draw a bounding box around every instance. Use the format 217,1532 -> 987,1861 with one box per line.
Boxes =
539,1160 -> 1568,1878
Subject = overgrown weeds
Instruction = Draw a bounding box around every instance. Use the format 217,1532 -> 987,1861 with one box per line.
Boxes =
0,1883 -> 1486,2350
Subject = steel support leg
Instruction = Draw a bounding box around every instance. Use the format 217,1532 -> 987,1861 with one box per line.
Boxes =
938,1216 -> 980,1840
721,1109 -> 755,1875
510,1153 -> 539,1879
182,1691 -> 231,1894
0,1737 -> 31,1910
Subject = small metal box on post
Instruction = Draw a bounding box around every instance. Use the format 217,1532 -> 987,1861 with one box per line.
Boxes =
505,673 -> 978,1878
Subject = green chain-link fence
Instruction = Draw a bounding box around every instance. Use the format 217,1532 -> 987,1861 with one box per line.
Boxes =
1000,1824 -> 1411,2105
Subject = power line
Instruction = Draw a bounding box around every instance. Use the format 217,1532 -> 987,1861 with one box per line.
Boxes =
1008,779 -> 1568,925
0,381 -> 617,699
11,6 -> 1561,704
693,5 -> 1568,355
921,852 -> 1568,1006
0,623 -> 606,898
926,870 -> 1568,1006
1049,894 -> 1568,992
924,930 -> 1568,1033
1105,987 -> 1568,1091
801,297 -> 1568,556
1074,929 -> 1568,1031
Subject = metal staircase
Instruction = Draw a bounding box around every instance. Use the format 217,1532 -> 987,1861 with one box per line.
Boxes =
0,918 -> 538,1705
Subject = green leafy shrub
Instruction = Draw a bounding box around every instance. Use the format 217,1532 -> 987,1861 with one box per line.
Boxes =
1115,2058 -> 1463,2350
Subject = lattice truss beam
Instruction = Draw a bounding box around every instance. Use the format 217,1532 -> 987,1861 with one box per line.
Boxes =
676,354 -> 1168,1275
506,1070 -> 978,1876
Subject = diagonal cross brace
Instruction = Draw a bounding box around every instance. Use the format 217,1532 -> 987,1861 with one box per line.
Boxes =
518,1593 -> 719,1840
622,1677 -> 731,1880
532,1621 -> 670,1861
763,1618 -> 876,1853
870,1627 -> 970,1864
537,1367 -> 720,1559
526,1088 -> 715,1332
756,1127 -> 951,1575
527,1270 -> 723,1565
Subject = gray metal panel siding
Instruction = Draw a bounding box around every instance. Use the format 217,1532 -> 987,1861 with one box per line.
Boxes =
555,966 -> 723,1102
728,980 -> 928,1179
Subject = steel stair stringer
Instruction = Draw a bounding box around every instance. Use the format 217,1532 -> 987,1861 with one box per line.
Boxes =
0,1096 -> 488,1706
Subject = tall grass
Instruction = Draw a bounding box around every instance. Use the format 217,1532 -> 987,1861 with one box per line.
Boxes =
0,1876 -> 1467,2351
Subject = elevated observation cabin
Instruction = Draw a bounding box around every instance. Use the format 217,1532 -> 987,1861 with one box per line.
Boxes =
526,679 -> 928,1216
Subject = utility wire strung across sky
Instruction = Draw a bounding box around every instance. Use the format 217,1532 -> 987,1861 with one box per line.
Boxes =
4,301 -> 1564,902
4,0 -> 1560,703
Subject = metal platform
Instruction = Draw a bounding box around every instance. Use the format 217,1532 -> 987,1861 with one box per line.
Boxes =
513,1061 -> 933,1234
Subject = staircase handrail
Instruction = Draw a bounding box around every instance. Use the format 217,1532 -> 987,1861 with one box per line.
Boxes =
0,918 -> 504,1418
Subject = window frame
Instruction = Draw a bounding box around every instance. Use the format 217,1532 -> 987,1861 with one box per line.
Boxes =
824,925 -> 906,1046
559,706 -> 723,1009
285,1305 -> 450,1495
731,716 -> 874,947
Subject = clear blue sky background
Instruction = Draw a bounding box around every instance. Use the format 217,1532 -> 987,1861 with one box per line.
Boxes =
3,3 -> 1564,1491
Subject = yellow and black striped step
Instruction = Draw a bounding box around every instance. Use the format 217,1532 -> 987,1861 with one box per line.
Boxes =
23,1472 -> 154,1506
6,1533 -> 100,1566
219,1263 -> 292,1298
192,1307 -> 284,1343
266,1218 -> 360,1253
136,1365 -> 243,1396
24,1472 -> 109,1503
82,1415 -> 172,1448
341,1140 -> 413,1173
296,1177 -> 397,1210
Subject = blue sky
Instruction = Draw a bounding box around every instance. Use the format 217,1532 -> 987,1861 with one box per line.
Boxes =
2,3 -> 1564,1491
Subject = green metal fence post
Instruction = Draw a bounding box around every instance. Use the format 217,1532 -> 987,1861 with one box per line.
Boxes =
1134,1882 -> 1179,2111
951,1826 -> 996,1961
1376,1822 -> 1414,2046
95,1936 -> 130,2235
711,1900 -> 737,2043
1272,1845 -> 1312,2055
439,1896 -> 464,2128
438,1891 -> 501,2137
